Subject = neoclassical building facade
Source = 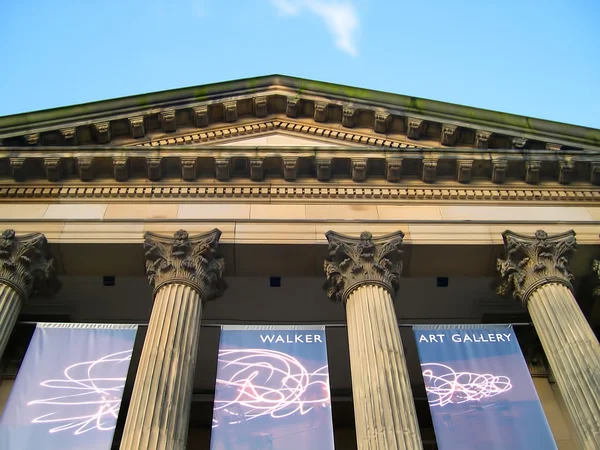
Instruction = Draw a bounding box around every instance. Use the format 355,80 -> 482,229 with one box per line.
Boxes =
0,75 -> 598,449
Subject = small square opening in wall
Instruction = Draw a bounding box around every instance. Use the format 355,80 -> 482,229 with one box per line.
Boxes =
269,277 -> 281,288
103,276 -> 116,287
436,277 -> 449,288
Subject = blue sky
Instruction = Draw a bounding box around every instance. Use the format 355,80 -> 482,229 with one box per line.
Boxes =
1,0 -> 599,128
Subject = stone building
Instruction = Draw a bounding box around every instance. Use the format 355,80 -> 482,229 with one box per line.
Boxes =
0,75 -> 598,449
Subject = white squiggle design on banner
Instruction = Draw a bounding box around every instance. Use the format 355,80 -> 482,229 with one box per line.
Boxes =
213,349 -> 330,427
421,363 -> 512,407
27,350 -> 132,434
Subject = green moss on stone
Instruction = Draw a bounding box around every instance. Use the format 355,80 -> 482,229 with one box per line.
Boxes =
194,88 -> 207,101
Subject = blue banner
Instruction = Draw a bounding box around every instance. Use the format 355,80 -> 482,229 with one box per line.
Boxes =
0,323 -> 138,450
413,325 -> 556,450
210,325 -> 335,450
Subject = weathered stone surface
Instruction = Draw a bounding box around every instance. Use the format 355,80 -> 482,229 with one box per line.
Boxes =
422,158 -> 437,183
345,284 -> 423,450
440,124 -> 458,146
475,130 -> 492,149
0,229 -> 59,300
406,118 -> 424,139
497,229 -> 576,305
456,159 -> 473,183
44,157 -> 62,182
499,230 -> 600,448
143,229 -> 226,299
352,159 -> 367,181
129,117 -> 145,138
324,230 -> 404,303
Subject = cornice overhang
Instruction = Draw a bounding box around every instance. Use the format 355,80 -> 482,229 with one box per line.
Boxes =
1,145 -> 599,186
1,74 -> 599,151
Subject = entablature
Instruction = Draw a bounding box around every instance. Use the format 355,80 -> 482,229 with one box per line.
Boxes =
1,145 -> 599,187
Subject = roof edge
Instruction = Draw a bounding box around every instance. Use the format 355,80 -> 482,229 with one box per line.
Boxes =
1,74 -> 599,146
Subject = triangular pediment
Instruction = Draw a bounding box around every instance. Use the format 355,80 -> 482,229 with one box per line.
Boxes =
0,74 -> 598,151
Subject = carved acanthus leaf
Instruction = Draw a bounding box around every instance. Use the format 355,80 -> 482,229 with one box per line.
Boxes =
324,230 -> 405,303
144,229 -> 226,300
0,229 -> 60,299
497,229 -> 576,305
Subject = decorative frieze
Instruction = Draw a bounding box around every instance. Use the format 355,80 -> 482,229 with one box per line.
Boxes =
254,96 -> 268,118
440,124 -> 459,146
406,118 -> 424,140
215,158 -> 231,181
324,230 -> 405,303
314,103 -> 328,122
475,130 -> 492,149
352,159 -> 367,182
223,102 -> 237,122
526,160 -> 541,184
342,107 -> 356,128
456,159 -> 473,184
422,158 -> 437,183
249,158 -> 264,181
129,117 -> 145,139
143,229 -> 225,298
43,158 -> 62,182
181,157 -> 197,181
192,106 -> 209,128
160,109 -> 177,133
113,156 -> 130,182
497,229 -> 576,305
282,157 -> 297,181
0,184 -> 598,203
93,122 -> 111,144
77,157 -> 94,181
385,159 -> 402,182
0,229 -> 59,300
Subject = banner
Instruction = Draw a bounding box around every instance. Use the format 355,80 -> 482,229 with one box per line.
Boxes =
210,325 -> 335,450
0,323 -> 138,450
413,325 -> 556,450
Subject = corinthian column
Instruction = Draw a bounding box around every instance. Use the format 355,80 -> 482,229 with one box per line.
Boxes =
497,230 -> 600,449
120,229 -> 226,450
0,229 -> 58,360
324,231 -> 422,450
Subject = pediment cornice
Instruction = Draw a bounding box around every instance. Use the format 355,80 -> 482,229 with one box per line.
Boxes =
1,75 -> 599,151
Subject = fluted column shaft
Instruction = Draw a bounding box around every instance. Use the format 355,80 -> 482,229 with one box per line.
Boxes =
324,230 -> 423,450
0,284 -> 23,360
120,284 -> 202,450
346,284 -> 422,450
120,229 -> 225,450
528,283 -> 600,449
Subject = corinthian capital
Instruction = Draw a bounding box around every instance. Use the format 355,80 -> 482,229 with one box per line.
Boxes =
324,230 -> 405,303
497,229 -> 576,305
144,229 -> 226,300
0,229 -> 60,299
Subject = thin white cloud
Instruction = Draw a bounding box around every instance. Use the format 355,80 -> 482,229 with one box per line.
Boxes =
271,0 -> 300,15
270,0 -> 359,56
